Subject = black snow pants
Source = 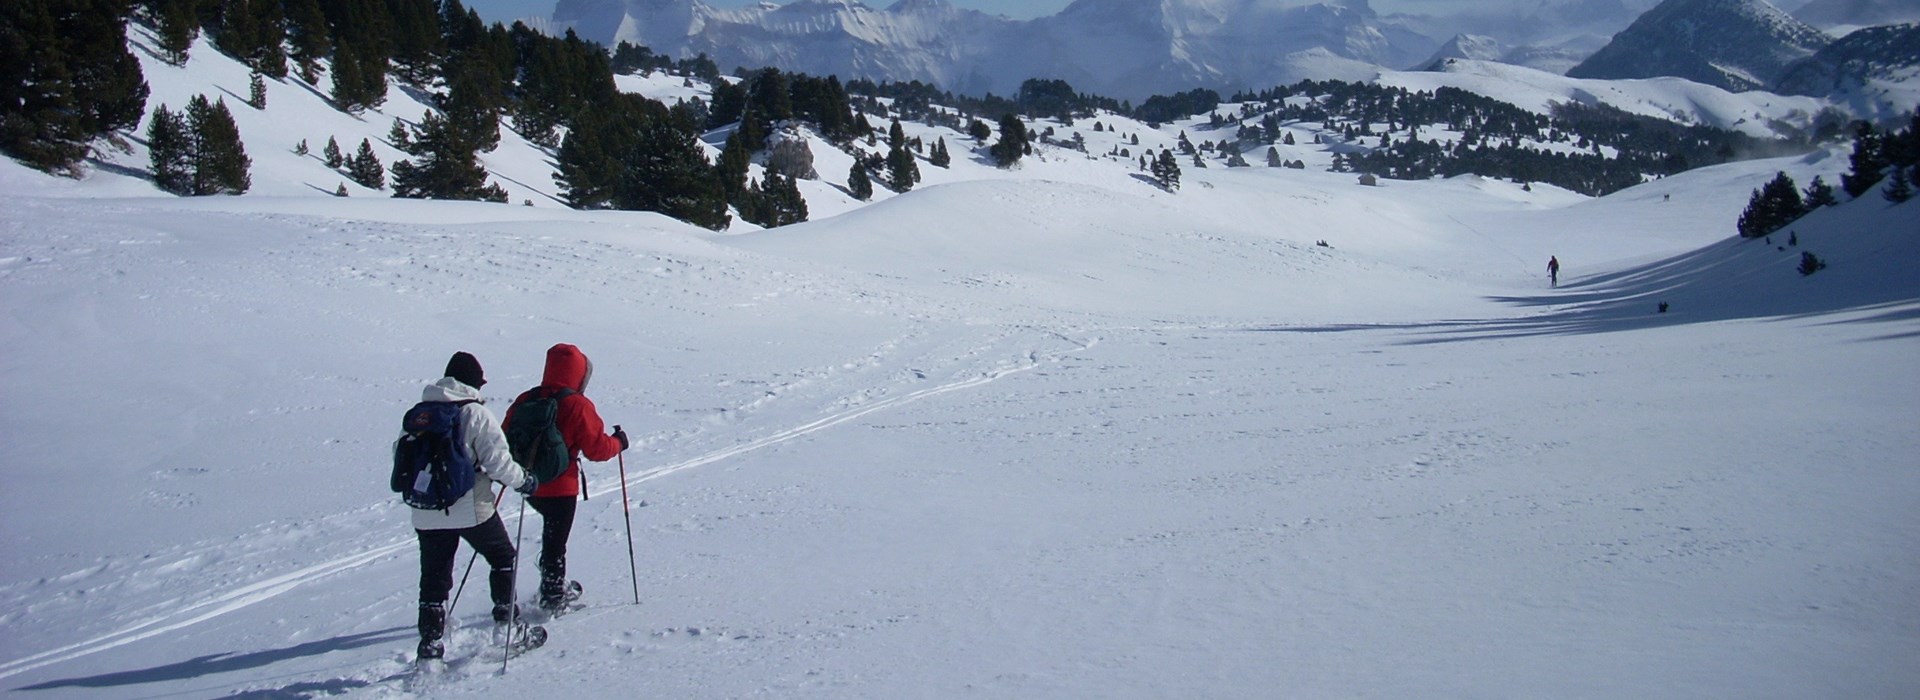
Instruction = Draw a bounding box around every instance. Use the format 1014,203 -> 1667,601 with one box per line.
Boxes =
417,514 -> 517,607
528,495 -> 577,598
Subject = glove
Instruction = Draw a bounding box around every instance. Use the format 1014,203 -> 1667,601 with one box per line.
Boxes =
612,425 -> 629,452
514,476 -> 539,496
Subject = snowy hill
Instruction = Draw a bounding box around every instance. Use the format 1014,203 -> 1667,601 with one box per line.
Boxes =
1390,59 -> 1829,139
4,16 -> 1920,700
1773,22 -> 1920,120
6,131 -> 1919,699
1569,0 -> 1835,92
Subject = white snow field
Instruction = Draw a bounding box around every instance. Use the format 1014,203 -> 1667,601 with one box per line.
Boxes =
3,31 -> 1919,700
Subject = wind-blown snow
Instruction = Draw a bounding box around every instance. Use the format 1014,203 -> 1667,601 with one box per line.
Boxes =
2,23 -> 1918,700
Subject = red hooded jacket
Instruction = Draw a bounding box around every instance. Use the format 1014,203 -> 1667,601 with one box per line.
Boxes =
505,344 -> 623,498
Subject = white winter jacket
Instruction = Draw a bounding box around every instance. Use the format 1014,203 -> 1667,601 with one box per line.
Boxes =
404,377 -> 532,531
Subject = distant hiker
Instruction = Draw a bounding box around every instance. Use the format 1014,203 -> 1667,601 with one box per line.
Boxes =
397,352 -> 538,661
505,343 -> 628,613
1547,256 -> 1560,287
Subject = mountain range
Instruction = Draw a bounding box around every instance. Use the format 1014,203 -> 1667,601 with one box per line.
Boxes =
551,0 -> 1650,99
552,0 -> 1918,106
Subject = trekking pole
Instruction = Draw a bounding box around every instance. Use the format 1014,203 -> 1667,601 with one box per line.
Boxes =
505,489 -> 528,675
449,485 -> 507,613
616,436 -> 640,605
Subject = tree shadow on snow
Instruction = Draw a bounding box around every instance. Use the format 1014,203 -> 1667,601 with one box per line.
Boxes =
13,626 -> 409,693
1254,231 -> 1920,344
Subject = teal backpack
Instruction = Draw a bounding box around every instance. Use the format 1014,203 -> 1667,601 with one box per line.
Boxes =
504,388 -> 576,485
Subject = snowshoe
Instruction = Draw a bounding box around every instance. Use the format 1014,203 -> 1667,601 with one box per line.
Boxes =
494,620 -> 547,658
539,580 -> 584,617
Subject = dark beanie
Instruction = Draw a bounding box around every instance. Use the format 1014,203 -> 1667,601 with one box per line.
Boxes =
444,351 -> 486,388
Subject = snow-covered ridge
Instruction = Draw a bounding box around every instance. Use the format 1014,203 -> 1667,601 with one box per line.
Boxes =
1390,59 -> 1829,138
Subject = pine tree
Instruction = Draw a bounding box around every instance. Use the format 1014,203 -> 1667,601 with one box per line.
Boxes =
1803,175 -> 1838,208
1737,171 -> 1805,239
716,130 -> 752,206
146,103 -> 193,195
847,161 -> 873,201
968,119 -> 991,142
886,120 -> 919,191
389,118 -> 412,154
294,138 -> 308,156
1841,122 -> 1889,198
553,93 -> 728,229
214,0 -> 261,69
1,0 -> 150,175
285,0 -> 330,84
186,95 -> 251,195
930,137 -> 951,168
990,114 -> 1026,167
250,0 -> 288,78
330,45 -> 366,113
387,0 -> 444,87
1152,150 -> 1181,191
1884,166 -> 1914,203
248,73 -> 267,110
156,0 -> 198,66
389,111 -> 506,202
323,136 -> 344,168
348,138 -> 384,189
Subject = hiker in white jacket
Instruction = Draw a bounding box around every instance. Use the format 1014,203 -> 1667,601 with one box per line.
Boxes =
405,352 -> 537,660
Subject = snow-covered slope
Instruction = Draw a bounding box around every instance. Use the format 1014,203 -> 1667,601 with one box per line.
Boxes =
6,130 -> 1920,699
1569,0 -> 1835,92
1794,0 -> 1920,31
1388,59 -> 1828,138
5,19 -> 1920,700
1774,22 -> 1920,120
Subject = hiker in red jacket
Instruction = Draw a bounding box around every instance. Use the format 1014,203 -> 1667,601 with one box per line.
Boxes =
1547,255 -> 1560,287
504,343 -> 628,612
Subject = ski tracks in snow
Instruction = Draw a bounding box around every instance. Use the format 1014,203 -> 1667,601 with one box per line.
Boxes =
0,328 -> 1096,684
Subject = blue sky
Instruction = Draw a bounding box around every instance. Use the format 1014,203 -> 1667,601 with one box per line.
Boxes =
462,0 -> 1506,25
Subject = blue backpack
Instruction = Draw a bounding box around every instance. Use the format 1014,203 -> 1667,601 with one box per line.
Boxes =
391,400 -> 478,511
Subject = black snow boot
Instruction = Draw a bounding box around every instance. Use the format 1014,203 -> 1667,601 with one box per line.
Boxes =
492,602 -> 519,624
417,602 -> 446,660
539,570 -> 567,612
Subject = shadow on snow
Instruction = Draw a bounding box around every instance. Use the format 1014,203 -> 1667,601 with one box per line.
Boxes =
13,626 -> 410,693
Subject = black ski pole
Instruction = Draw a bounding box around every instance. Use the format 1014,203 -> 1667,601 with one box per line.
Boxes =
505,487 -> 528,675
616,436 -> 639,605
449,485 -> 506,614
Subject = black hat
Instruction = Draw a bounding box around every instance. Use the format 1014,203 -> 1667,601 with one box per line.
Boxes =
444,351 -> 486,388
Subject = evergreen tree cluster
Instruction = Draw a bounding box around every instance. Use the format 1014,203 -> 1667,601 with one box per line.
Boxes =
1,0 -> 150,176
554,93 -> 729,229
989,114 -> 1028,167
1134,88 -> 1221,126
1219,80 -> 1811,196
1839,112 -> 1920,199
609,41 -> 720,84
1737,172 -> 1811,239
145,94 -> 251,193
